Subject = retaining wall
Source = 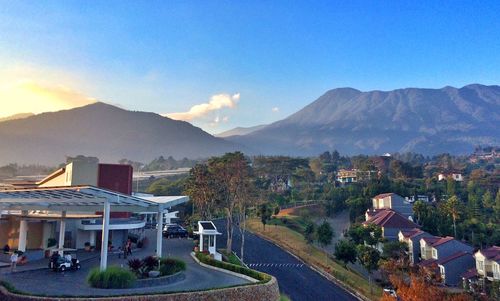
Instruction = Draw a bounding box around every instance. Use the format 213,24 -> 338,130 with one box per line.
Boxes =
0,276 -> 280,301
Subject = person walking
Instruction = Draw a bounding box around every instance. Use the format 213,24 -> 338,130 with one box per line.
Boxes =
10,252 -> 18,272
126,239 -> 132,256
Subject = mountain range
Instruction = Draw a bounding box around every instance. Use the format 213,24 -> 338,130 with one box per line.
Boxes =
0,84 -> 498,165
226,84 -> 500,156
0,102 -> 245,165
0,113 -> 34,123
215,124 -> 267,138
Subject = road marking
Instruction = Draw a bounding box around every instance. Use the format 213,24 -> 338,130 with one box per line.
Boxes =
247,263 -> 304,268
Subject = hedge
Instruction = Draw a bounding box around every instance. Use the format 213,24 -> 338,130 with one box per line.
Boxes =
160,258 -> 186,276
87,266 -> 136,289
195,252 -> 271,283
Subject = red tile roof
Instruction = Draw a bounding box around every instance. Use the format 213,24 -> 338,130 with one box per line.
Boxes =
421,236 -> 455,247
432,236 -> 455,247
437,251 -> 471,265
363,209 -> 418,229
373,193 -> 395,199
478,246 -> 500,263
400,228 -> 425,239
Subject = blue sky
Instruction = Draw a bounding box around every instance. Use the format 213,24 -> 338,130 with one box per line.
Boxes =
0,1 -> 499,133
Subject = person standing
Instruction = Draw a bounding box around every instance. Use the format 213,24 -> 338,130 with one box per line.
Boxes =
10,252 -> 18,272
126,239 -> 132,256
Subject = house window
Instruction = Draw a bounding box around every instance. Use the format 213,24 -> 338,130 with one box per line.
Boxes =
493,263 -> 500,279
432,248 -> 437,259
209,235 -> 214,247
477,260 -> 484,272
439,266 -> 446,282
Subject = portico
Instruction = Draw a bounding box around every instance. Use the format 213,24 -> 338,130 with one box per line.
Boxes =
0,186 -> 188,270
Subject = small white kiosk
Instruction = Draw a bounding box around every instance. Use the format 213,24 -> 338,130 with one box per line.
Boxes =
195,221 -> 222,261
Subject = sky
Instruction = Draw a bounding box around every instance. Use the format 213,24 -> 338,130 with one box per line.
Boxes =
0,1 -> 499,133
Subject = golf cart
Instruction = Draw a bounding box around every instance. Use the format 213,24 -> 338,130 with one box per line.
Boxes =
49,253 -> 81,272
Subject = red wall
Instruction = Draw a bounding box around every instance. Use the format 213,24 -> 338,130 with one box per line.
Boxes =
97,164 -> 133,195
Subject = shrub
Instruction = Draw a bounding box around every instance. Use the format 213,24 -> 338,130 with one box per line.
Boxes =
47,238 -> 57,248
87,266 -> 136,289
159,258 -> 186,276
127,258 -> 144,276
195,252 -> 271,283
143,255 -> 159,272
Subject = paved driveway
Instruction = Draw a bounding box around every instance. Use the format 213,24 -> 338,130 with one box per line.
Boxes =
0,231 -> 249,297
215,220 -> 357,301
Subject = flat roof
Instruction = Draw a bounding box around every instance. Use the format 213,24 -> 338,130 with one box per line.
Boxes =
0,186 -> 188,213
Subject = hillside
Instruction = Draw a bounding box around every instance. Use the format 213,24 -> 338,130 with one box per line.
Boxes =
0,102 -> 246,165
0,113 -> 34,123
215,124 -> 267,138
226,84 -> 500,155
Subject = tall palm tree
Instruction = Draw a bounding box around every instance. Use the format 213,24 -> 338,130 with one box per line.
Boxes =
444,195 -> 461,238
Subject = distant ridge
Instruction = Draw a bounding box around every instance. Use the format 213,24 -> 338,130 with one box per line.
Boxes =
215,124 -> 267,138
0,102 -> 247,165
225,84 -> 500,155
0,113 -> 34,123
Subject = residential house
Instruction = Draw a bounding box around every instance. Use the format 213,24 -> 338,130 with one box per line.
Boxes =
419,236 -> 474,286
364,209 -> 419,241
475,246 -> 500,281
438,251 -> 475,286
372,193 -> 413,219
398,228 -> 433,264
437,173 -> 463,182
336,169 -> 357,184
462,246 -> 500,293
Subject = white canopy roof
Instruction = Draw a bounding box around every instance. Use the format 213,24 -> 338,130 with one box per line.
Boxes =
0,186 -> 188,213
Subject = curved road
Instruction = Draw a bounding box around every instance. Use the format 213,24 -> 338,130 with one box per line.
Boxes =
214,220 -> 357,301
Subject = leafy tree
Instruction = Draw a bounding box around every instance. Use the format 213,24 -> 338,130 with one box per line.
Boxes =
357,245 -> 380,294
208,152 -> 252,253
259,203 -> 272,231
443,195 -> 463,238
382,241 -> 408,260
334,239 -> 357,267
317,221 -> 334,264
363,224 -> 383,246
346,223 -> 365,245
304,222 -> 316,244
185,164 -> 216,220
316,221 -> 334,249
494,189 -> 500,222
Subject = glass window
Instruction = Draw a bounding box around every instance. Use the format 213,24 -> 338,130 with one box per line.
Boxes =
432,248 -> 437,259
209,235 -> 214,247
478,260 -> 484,271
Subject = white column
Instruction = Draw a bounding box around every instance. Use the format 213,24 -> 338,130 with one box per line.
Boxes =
58,211 -> 66,256
18,219 -> 28,252
100,199 -> 111,271
199,234 -> 203,252
156,209 -> 163,257
89,230 -> 96,247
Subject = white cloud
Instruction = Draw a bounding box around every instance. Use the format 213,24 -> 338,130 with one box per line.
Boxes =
164,93 -> 240,121
272,107 -> 279,112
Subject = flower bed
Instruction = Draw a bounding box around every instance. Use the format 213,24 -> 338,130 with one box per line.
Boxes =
128,256 -> 186,279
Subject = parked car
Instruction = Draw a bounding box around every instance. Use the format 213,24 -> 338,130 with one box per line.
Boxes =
163,224 -> 188,238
